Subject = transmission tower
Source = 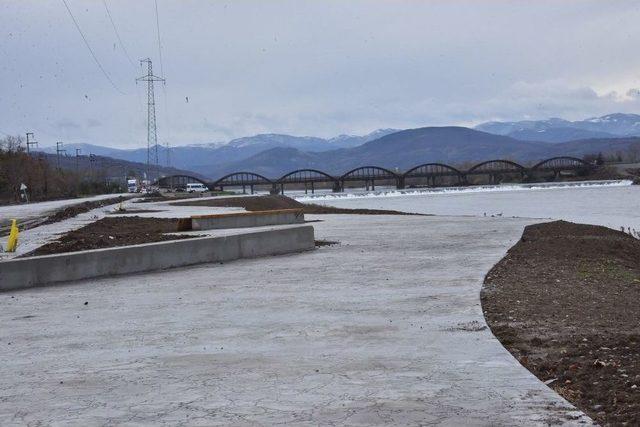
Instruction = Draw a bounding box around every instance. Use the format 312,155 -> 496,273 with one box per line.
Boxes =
26,132 -> 38,154
136,58 -> 164,184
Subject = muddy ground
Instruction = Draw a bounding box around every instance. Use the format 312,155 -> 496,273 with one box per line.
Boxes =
482,220 -> 640,425
22,217 -> 195,257
172,194 -> 424,215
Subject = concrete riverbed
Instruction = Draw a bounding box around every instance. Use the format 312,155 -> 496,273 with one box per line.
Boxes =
0,214 -> 590,425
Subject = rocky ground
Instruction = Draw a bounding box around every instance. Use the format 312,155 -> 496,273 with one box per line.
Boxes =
482,220 -> 640,425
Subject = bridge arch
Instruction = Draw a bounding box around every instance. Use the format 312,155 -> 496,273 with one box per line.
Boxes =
340,166 -> 398,181
403,163 -> 463,177
401,163 -> 464,188
212,172 -> 273,194
466,159 -> 526,174
465,159 -> 526,185
277,169 -> 337,184
531,156 -> 591,171
339,166 -> 399,191
277,169 -> 339,194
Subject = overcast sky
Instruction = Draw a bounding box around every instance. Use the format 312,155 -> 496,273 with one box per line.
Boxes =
2,0 -> 640,148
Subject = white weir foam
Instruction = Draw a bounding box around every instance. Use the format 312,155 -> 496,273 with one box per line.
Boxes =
293,180 -> 633,202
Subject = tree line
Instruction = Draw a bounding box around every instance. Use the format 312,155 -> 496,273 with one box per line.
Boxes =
0,135 -> 122,204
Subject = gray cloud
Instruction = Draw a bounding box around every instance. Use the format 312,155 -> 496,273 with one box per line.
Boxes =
1,0 -> 639,148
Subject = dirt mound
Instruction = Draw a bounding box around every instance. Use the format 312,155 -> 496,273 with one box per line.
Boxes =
482,220 -> 640,425
172,195 -> 421,216
23,216 -> 195,257
172,195 -> 303,210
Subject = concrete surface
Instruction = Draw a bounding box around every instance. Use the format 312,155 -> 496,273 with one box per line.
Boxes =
1,197 -> 245,260
0,214 -> 591,425
0,225 -> 314,291
0,193 -> 128,224
192,209 -> 304,230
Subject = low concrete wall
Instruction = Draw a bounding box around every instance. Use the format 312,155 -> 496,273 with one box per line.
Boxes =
0,225 -> 314,292
191,209 -> 305,230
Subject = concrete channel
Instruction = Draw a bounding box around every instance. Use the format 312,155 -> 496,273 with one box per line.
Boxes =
0,214 -> 591,425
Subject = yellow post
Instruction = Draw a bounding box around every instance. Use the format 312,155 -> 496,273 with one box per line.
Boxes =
6,219 -> 19,252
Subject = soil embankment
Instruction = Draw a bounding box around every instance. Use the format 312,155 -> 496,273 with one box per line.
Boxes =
482,220 -> 640,425
22,217 -> 195,257
172,194 -> 423,216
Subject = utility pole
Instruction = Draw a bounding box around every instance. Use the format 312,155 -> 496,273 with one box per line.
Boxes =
26,132 -> 38,154
136,58 -> 165,186
75,148 -> 82,174
89,153 -> 97,174
56,142 -> 66,170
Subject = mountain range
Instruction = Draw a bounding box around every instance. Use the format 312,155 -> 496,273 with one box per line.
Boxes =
37,113 -> 640,179
475,113 -> 640,143
218,127 -> 640,177
39,129 -> 398,176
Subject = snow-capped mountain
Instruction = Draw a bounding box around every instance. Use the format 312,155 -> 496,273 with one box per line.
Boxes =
476,113 -> 640,142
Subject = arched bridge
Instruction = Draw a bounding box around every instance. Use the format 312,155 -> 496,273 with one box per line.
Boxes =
156,156 -> 596,193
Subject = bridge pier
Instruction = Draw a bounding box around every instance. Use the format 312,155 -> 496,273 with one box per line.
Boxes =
396,177 -> 405,190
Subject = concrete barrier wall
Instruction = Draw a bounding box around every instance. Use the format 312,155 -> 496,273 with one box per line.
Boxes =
191,209 -> 304,230
0,225 -> 314,292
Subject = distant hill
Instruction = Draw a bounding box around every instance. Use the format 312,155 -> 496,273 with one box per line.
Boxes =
40,151 -> 208,182
39,129 -> 399,176
476,113 -> 640,142
35,114 -> 640,180
213,126 -> 640,178
505,127 -> 618,143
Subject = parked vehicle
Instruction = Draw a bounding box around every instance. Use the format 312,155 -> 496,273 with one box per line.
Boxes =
127,179 -> 140,193
186,183 -> 208,193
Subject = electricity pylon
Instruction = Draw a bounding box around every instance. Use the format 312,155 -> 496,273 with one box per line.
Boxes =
136,58 -> 164,184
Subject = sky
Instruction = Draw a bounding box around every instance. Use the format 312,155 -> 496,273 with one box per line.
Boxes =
2,0 -> 640,149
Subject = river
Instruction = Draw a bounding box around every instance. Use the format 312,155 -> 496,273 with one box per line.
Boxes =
293,180 -> 639,232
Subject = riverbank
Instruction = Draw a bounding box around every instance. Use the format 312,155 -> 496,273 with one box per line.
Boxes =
482,220 -> 640,424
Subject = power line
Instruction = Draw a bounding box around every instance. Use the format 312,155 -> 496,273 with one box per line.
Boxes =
154,0 -> 171,167
102,0 -> 137,69
154,0 -> 165,79
60,0 -> 126,94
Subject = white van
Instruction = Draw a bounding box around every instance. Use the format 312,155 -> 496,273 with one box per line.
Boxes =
186,183 -> 208,193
